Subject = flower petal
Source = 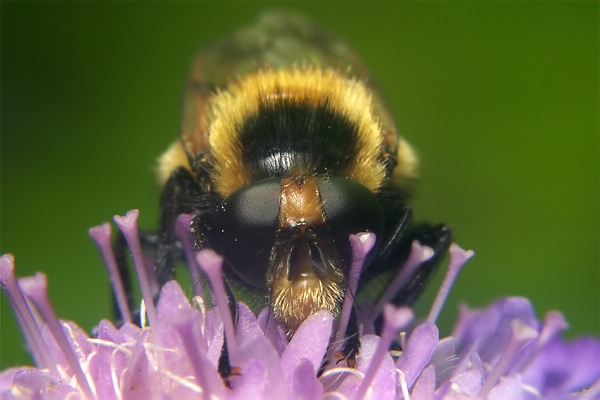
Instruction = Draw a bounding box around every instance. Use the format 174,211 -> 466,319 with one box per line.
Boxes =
524,336 -> 600,395
257,307 -> 288,356
291,358 -> 324,400
453,297 -> 539,365
89,320 -> 131,399
396,321 -> 439,389
488,374 -> 526,400
410,365 -> 436,400
281,310 -> 333,382
8,368 -> 78,400
335,335 -> 397,400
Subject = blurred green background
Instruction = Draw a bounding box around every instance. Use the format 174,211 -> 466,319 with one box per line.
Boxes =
1,2 -> 598,368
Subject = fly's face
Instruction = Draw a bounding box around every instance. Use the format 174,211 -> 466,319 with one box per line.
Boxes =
202,174 -> 384,333
270,176 -> 343,330
270,176 -> 384,331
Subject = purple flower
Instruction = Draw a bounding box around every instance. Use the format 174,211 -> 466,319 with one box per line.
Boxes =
1,209 -> 599,399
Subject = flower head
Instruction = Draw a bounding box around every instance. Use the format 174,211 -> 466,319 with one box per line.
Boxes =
1,210 -> 599,399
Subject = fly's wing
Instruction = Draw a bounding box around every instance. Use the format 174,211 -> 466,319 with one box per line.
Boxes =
180,11 -> 399,159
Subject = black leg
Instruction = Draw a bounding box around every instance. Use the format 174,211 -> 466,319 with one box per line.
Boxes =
358,187 -> 452,333
370,222 -> 451,334
156,167 -> 205,287
358,197 -> 413,290
217,279 -> 240,386
375,203 -> 412,269
389,223 -> 451,306
336,307 -> 361,368
360,189 -> 452,308
192,213 -> 241,384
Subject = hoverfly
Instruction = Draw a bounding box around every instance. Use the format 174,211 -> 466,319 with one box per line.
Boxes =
117,11 -> 450,377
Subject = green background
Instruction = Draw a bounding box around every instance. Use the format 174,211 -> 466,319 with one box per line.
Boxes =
1,1 -> 598,368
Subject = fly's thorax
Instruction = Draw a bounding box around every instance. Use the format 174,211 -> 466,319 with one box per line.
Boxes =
205,67 -> 388,198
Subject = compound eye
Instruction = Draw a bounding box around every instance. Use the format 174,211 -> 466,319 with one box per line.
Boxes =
317,176 -> 384,260
209,177 -> 280,287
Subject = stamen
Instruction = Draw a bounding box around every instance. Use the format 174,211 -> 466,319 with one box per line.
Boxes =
397,369 -> 411,400
175,214 -> 205,298
160,369 -> 202,393
320,366 -> 364,391
375,241 -> 434,314
86,338 -> 132,355
353,304 -> 413,400
19,273 -> 96,400
399,332 -> 407,351
479,319 -> 538,397
0,255 -> 58,374
137,301 -> 148,329
336,232 -> 376,345
110,348 -> 123,398
427,244 -> 474,323
320,366 -> 363,380
323,391 -> 352,400
196,249 -> 237,357
113,210 -> 159,329
89,223 -> 133,324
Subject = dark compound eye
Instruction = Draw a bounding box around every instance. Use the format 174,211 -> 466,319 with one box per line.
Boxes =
205,175 -> 384,287
207,177 -> 280,287
317,176 -> 384,262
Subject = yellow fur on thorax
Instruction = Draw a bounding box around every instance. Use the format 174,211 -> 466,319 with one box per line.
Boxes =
208,66 -> 387,198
